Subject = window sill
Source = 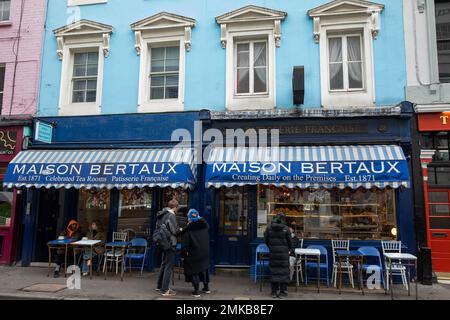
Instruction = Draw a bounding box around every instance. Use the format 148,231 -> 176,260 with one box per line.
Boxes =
0,21 -> 12,27
138,101 -> 184,113
58,103 -> 101,116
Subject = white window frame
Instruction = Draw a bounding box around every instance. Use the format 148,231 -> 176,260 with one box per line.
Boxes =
59,43 -> 104,116
0,0 -> 10,22
319,23 -> 375,108
234,39 -> 269,96
138,36 -> 185,113
327,33 -> 365,92
68,0 -> 107,6
0,63 -> 5,112
225,29 -> 276,111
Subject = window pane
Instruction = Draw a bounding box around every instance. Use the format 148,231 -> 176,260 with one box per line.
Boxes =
429,191 -> 449,203
328,38 -> 342,62
118,188 -> 152,239
236,68 -> 249,94
86,80 -> 97,90
87,52 -> 99,64
330,63 -> 344,90
85,91 -> 96,102
74,53 -> 87,65
254,68 -> 267,93
430,217 -> 450,229
151,48 -> 165,60
165,46 -> 179,60
436,167 -> 450,185
166,75 -> 179,86
74,66 -> 86,77
430,204 -> 450,216
73,80 -> 86,91
72,91 -> 85,103
237,51 -> 249,68
86,65 -> 98,76
436,1 -> 450,83
165,59 -> 179,72
78,188 -> 110,235
150,87 -> 164,100
219,187 -> 249,236
0,0 -> 10,21
165,86 -> 178,99
347,36 -> 362,61
254,42 -> 267,67
151,60 -> 164,73
150,75 -> 164,87
348,62 -> 363,89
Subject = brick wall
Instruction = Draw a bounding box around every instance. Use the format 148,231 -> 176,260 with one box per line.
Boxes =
0,0 -> 46,116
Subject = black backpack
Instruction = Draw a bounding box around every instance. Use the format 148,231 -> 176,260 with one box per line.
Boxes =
153,215 -> 172,251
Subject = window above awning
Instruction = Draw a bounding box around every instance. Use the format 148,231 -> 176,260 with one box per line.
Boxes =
3,148 -> 196,190
205,145 -> 410,189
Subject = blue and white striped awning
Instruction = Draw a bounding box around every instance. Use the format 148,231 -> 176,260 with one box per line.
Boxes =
205,145 -> 410,189
4,148 -> 196,190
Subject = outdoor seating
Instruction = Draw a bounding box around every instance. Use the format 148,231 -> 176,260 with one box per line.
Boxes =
292,239 -> 304,284
304,245 -> 330,287
381,240 -> 408,290
254,243 -> 270,292
103,232 -> 128,274
358,246 -> 385,289
124,238 -> 148,276
331,240 -> 354,288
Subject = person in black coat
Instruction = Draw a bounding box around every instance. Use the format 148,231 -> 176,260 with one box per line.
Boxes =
181,209 -> 210,298
264,212 -> 292,298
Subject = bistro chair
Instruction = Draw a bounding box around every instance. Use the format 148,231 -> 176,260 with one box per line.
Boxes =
358,246 -> 385,289
124,238 -> 148,276
293,239 -> 304,284
103,232 -> 128,274
254,244 -> 270,285
331,240 -> 354,288
305,245 -> 330,287
381,240 -> 408,290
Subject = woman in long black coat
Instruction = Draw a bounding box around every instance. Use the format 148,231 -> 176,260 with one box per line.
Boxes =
181,209 -> 210,297
264,212 -> 292,298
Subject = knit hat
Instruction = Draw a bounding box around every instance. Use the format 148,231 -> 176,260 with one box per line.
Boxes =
273,211 -> 285,224
188,209 -> 201,222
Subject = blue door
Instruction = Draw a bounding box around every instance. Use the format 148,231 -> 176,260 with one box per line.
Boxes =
215,186 -> 251,266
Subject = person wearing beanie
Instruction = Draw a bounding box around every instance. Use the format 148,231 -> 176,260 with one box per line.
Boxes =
181,209 -> 211,298
264,211 -> 292,298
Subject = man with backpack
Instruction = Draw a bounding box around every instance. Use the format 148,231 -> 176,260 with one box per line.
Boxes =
154,199 -> 179,297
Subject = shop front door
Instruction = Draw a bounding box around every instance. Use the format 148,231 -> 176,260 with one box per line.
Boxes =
35,189 -> 60,262
428,189 -> 450,272
216,187 -> 251,266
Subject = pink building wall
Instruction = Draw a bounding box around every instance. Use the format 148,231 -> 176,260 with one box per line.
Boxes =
0,0 -> 46,116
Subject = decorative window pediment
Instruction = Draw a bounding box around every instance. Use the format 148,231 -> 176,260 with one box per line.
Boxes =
53,19 -> 113,59
216,5 -> 287,48
131,12 -> 196,54
308,0 -> 384,42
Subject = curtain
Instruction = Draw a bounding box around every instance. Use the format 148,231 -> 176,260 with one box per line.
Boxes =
328,38 -> 343,89
253,42 -> 267,92
236,44 -> 250,93
347,36 -> 363,88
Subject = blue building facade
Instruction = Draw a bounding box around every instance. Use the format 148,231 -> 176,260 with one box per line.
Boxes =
6,0 -> 417,275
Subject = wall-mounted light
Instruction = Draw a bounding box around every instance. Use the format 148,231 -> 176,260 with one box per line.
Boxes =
391,227 -> 398,237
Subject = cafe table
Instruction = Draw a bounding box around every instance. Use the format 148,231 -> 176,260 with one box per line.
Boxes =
47,238 -> 76,278
383,252 -> 418,300
71,240 -> 102,280
335,250 -> 365,296
104,241 -> 131,281
295,248 -> 321,293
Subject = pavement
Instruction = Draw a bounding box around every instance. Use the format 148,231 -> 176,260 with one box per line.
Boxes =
0,265 -> 449,300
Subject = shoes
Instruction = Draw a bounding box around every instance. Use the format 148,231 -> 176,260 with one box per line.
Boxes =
53,270 -> 60,278
82,272 -> 89,276
201,288 -> 211,294
279,291 -> 288,298
161,289 -> 177,297
155,288 -> 161,292
271,292 -> 278,299
192,291 -> 201,298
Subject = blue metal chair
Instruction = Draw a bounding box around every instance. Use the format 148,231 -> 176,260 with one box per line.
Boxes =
305,245 -> 330,287
254,243 -> 270,283
124,238 -> 148,276
358,246 -> 385,289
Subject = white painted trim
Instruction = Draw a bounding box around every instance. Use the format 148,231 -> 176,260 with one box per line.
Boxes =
68,0 -> 107,6
58,43 -> 103,116
420,149 -> 436,160
415,104 -> 450,113
137,36 -> 185,113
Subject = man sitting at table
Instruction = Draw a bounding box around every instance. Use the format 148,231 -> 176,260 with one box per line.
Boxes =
54,219 -> 82,278
81,220 -> 106,276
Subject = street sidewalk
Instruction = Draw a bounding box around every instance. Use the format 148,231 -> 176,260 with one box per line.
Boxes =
0,265 -> 449,300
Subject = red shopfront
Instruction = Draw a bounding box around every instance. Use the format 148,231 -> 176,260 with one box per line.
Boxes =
0,126 -> 25,264
418,111 -> 450,273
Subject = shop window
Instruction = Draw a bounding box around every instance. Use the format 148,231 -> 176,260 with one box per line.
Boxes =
118,188 -> 152,240
428,166 -> 450,186
422,132 -> 450,162
257,186 -> 397,240
162,187 -> 189,208
0,184 -> 12,226
436,0 -> 450,83
0,0 -> 10,22
78,188 -> 110,235
0,64 -> 4,113
429,190 -> 450,229
219,186 -> 249,236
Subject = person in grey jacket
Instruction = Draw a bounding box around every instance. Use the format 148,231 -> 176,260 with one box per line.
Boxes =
155,199 -> 179,297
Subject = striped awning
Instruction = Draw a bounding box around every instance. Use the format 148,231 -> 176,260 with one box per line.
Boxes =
4,148 -> 196,190
205,145 -> 410,189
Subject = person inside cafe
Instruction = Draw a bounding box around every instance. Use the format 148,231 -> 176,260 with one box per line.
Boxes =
264,212 -> 292,298
288,226 -> 302,282
54,219 -> 82,278
81,220 -> 106,276
181,209 -> 211,298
